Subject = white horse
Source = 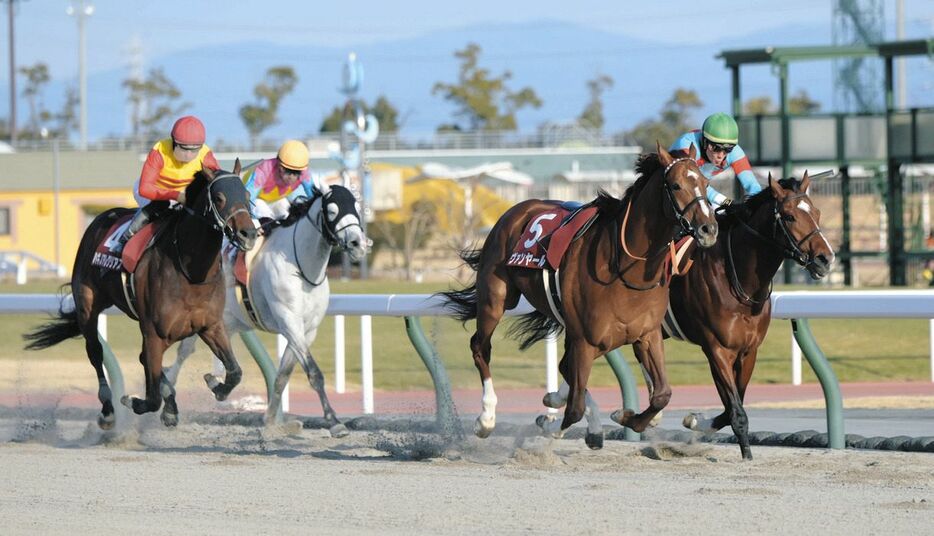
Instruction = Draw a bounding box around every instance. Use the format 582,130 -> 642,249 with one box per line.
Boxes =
164,183 -> 368,437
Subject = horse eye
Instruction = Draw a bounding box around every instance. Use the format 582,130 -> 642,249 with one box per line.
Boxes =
782,214 -> 795,222
670,183 -> 682,191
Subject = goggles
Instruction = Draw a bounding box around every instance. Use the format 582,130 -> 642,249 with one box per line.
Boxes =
706,140 -> 735,154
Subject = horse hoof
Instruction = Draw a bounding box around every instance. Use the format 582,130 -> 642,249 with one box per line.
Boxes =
473,419 -> 493,439
648,411 -> 663,428
610,408 -> 634,426
585,432 -> 604,450
535,414 -> 555,429
97,413 -> 115,430
542,392 -> 565,409
203,373 -> 220,390
161,411 -> 179,428
119,395 -> 132,409
682,413 -> 699,430
329,423 -> 350,438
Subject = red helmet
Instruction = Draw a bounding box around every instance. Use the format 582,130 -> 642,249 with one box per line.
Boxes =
170,115 -> 206,145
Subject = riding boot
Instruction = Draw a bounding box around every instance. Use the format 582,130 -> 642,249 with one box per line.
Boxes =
112,206 -> 153,254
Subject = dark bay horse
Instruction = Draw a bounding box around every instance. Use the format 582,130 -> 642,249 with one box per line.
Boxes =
440,145 -> 718,441
25,162 -> 257,429
669,171 -> 834,459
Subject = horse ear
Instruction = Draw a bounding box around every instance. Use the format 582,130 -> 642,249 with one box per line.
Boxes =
769,172 -> 783,198
202,166 -> 215,181
688,142 -> 697,160
656,141 -> 673,166
233,158 -> 241,175
800,170 -> 811,194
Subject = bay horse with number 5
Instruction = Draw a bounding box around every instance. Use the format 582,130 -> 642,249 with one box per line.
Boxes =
25,162 -> 257,429
440,144 -> 719,442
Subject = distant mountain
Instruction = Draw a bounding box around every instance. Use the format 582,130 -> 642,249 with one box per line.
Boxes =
10,18 -> 931,144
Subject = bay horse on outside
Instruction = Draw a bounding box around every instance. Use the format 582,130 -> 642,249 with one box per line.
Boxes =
164,183 -> 367,437
439,144 -> 719,443
671,171 -> 834,459
25,162 -> 257,429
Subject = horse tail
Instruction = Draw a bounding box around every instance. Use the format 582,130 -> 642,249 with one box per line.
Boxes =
434,247 -> 485,323
436,283 -> 478,324
506,311 -> 564,351
459,247 -> 484,273
23,307 -> 81,350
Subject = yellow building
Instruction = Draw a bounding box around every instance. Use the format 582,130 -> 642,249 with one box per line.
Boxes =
0,150 -> 140,276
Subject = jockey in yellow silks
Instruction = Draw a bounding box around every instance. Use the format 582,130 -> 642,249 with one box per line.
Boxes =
243,139 -> 322,220
113,115 -> 220,252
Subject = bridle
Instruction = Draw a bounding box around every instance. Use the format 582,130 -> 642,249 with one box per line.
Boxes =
727,191 -> 827,304
183,173 -> 253,251
292,188 -> 367,287
662,157 -> 708,240
617,157 -> 711,290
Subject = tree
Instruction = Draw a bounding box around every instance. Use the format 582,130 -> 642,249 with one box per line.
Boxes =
432,43 -> 542,132
319,94 -> 401,133
370,199 -> 436,280
45,85 -> 79,139
625,88 -> 702,151
577,74 -> 614,131
123,67 -> 189,141
19,62 -> 50,135
744,92 -> 820,115
789,90 -> 820,115
743,96 -> 775,115
239,66 -> 298,145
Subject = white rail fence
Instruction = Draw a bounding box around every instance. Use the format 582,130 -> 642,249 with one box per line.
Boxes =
1,291 -> 933,415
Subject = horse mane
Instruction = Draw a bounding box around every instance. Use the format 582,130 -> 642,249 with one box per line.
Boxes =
270,195 -> 317,229
722,176 -> 800,224
185,170 -> 212,205
590,151 -> 664,218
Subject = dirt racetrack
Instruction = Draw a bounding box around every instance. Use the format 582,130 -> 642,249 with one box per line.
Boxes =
1,407 -> 933,535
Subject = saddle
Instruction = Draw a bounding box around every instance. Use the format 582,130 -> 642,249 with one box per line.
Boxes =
228,235 -> 268,331
92,214 -> 163,274
91,213 -> 167,321
506,202 -> 599,270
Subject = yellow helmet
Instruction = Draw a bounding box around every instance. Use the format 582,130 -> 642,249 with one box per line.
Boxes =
277,139 -> 309,171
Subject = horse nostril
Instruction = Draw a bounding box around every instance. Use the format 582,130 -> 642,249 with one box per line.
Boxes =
816,254 -> 829,267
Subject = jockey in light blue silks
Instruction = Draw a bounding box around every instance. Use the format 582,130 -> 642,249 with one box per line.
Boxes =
669,112 -> 762,207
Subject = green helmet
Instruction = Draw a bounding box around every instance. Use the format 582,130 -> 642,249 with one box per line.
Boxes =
702,113 -> 739,145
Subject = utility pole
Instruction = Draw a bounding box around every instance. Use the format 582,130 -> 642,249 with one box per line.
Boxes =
895,0 -> 906,108
6,0 -> 15,144
67,1 -> 93,150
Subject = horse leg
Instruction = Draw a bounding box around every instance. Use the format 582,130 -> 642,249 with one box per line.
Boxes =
198,324 -> 243,401
610,330 -> 671,432
539,381 -> 604,448
682,345 -> 752,459
471,272 -> 515,438
77,308 -> 116,429
163,335 -> 198,387
295,342 -> 348,438
264,347 -> 298,426
120,333 -> 168,415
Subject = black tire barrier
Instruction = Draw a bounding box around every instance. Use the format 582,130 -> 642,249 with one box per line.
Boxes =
2,405 -> 933,453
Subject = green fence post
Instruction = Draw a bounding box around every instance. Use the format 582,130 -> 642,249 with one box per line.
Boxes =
605,348 -> 641,441
100,335 -> 125,408
791,318 -> 845,449
238,330 -> 282,421
404,316 -> 460,437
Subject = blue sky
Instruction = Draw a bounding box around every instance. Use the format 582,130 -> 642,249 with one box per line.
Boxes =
2,0 -> 932,141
